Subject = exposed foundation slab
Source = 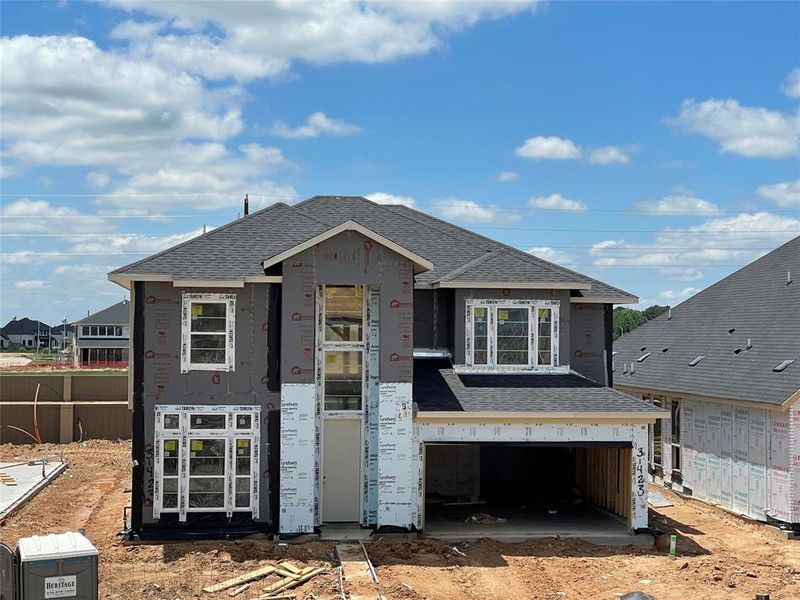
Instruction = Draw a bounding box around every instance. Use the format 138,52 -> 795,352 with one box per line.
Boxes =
320,524 -> 373,541
424,505 -> 653,547
0,460 -> 67,521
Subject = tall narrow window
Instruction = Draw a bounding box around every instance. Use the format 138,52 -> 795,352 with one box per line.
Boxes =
162,439 -> 179,509
671,400 -> 681,473
472,307 -> 488,365
652,396 -> 663,466
537,308 -> 553,366
496,307 -> 529,365
181,293 -> 236,372
322,285 -> 364,411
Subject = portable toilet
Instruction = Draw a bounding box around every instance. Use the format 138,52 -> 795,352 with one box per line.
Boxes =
16,532 -> 98,600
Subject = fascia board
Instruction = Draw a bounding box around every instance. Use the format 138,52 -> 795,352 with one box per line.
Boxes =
434,280 -> 591,290
571,296 -> 639,304
615,382 -> 792,412
414,411 -> 668,423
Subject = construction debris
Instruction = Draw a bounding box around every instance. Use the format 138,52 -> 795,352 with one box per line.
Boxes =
258,566 -> 326,598
202,565 -> 278,593
0,471 -> 17,486
465,513 -> 507,524
228,583 -> 250,596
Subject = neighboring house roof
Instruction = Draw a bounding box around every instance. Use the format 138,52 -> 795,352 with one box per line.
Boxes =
1,318 -> 50,335
413,359 -> 664,416
110,196 -> 636,302
74,300 -> 130,326
614,236 -> 800,408
51,324 -> 73,335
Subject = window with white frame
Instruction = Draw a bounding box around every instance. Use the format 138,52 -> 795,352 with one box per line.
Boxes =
153,406 -> 260,520
465,299 -> 558,368
181,293 -> 236,372
321,284 -> 365,411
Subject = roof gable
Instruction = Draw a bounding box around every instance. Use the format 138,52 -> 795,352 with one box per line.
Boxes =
261,219 -> 434,273
74,300 -> 130,325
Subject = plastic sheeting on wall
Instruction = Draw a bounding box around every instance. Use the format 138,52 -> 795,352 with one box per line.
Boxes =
279,383 -> 316,533
679,398 -> 794,524
377,382 -> 414,528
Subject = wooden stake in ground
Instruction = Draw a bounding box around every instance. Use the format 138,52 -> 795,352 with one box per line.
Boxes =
202,565 -> 277,593
259,566 -> 326,598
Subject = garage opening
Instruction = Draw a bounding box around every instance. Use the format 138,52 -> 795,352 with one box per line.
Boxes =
423,443 -> 634,541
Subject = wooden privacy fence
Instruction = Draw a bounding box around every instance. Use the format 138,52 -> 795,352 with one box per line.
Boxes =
0,372 -> 130,444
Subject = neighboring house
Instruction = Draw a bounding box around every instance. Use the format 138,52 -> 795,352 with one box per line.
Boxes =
614,236 -> 799,529
72,300 -> 131,367
50,323 -> 74,350
0,333 -> 10,349
109,195 -> 664,540
0,317 -> 51,348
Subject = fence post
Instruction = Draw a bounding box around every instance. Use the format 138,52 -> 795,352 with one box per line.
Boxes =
59,374 -> 74,444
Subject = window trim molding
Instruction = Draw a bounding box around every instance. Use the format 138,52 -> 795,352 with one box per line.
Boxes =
180,293 -> 236,373
153,405 -> 260,521
463,298 -> 561,373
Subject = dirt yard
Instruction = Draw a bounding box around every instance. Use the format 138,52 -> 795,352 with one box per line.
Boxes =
1,440 -> 798,600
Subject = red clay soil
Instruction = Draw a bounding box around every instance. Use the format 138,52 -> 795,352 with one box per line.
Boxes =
1,440 -> 799,600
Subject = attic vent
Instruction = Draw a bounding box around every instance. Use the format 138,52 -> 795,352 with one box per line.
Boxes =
612,351 -> 618,356
773,359 -> 795,372
640,346 -> 646,352
662,347 -> 669,353
637,352 -> 652,362
733,348 -> 742,355
688,355 -> 705,367
746,338 -> 752,350
728,328 -> 735,334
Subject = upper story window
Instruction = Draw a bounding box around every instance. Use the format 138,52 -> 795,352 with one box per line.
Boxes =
181,293 -> 236,372
321,285 -> 364,411
465,299 -> 559,369
81,325 -> 126,337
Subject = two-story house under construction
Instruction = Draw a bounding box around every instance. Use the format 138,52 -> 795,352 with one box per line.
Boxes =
109,196 -> 665,541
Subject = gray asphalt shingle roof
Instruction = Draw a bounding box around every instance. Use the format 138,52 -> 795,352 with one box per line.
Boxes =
74,300 -> 130,325
413,359 -> 664,413
112,195 -> 635,299
614,236 -> 800,407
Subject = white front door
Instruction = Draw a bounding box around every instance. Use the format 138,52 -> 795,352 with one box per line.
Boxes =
322,418 -> 362,522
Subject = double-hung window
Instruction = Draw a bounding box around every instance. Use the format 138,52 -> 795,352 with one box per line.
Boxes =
181,293 -> 236,372
153,406 -> 260,521
466,300 -> 558,369
321,285 -> 365,411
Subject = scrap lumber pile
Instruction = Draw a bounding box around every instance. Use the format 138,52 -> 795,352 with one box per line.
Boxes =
202,560 -> 327,599
0,471 -> 17,486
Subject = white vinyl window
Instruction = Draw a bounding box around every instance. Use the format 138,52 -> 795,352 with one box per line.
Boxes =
465,299 -> 559,369
181,293 -> 236,372
153,405 -> 260,521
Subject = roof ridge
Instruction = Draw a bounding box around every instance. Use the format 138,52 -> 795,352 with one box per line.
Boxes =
111,201 -> 294,275
437,250 -> 501,281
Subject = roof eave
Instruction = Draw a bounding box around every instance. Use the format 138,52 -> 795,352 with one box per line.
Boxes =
434,280 -> 591,290
415,410 -> 668,423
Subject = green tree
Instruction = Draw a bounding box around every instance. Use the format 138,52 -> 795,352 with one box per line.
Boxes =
613,305 -> 669,340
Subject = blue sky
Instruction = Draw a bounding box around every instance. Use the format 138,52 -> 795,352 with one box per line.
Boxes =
1,1 -> 798,326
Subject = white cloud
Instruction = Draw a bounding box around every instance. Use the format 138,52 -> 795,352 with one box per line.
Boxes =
271,112 -> 360,139
104,1 -> 539,81
756,179 -> 800,208
14,280 -> 49,289
587,146 -> 630,165
781,67 -> 800,98
86,172 -> 111,190
527,246 -> 577,267
69,228 -> 207,256
527,193 -> 587,212
670,98 -> 799,158
0,198 -> 111,234
495,171 -> 519,182
515,136 -> 633,164
431,197 -> 520,224
633,193 -> 722,216
658,267 -> 704,282
0,35 -> 244,171
516,136 -> 581,160
590,212 -> 800,271
365,192 -> 416,208
659,287 -> 701,302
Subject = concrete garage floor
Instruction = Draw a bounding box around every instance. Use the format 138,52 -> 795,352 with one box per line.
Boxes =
423,503 -> 653,547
